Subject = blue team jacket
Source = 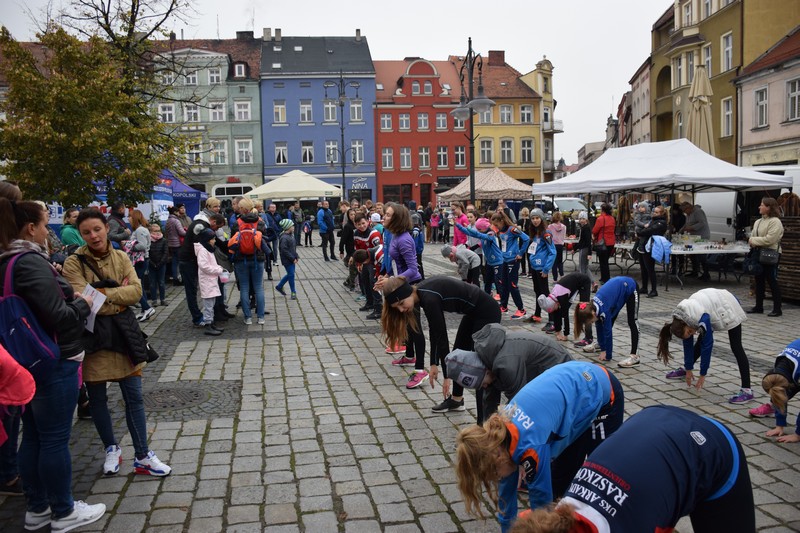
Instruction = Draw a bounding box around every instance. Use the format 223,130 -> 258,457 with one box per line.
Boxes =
457,224 -> 504,266
528,232 -> 556,273
593,276 -> 638,359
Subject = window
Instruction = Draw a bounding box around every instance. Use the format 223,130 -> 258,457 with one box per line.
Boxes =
418,147 -> 430,169
500,105 -> 513,124
436,113 -> 447,130
211,140 -> 227,165
479,109 -> 492,124
300,100 -> 313,123
480,139 -> 493,164
399,113 -> 411,130
400,147 -> 411,169
351,140 -> 364,163
722,33 -> 733,72
325,141 -> 338,164
235,64 -> 246,78
324,100 -> 337,122
350,100 -> 363,122
520,105 -> 533,123
675,56 -> 683,87
301,141 -> 314,164
687,51 -> 695,84
417,113 -> 429,130
521,139 -> 534,163
208,100 -> 225,122
788,79 -> 800,121
161,71 -> 175,85
381,148 -> 393,170
543,106 -> 551,124
236,139 -> 253,164
208,68 -> 221,84
454,116 -> 465,129
235,101 -> 251,121
380,113 -> 392,130
437,146 -> 448,168
703,0 -> 712,18
721,97 -> 733,136
543,77 -> 549,93
423,81 -> 432,95
500,139 -> 513,164
184,70 -> 197,85
158,103 -> 175,123
412,81 -> 420,95
677,112 -> 684,138
273,100 -> 286,123
454,146 -> 466,167
755,87 -> 768,128
184,103 -> 199,122
275,142 -> 287,165
683,2 -> 692,26
703,44 -> 712,77
544,139 -> 552,162
186,142 -> 202,165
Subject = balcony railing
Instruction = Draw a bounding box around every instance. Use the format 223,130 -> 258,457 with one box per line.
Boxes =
543,119 -> 564,133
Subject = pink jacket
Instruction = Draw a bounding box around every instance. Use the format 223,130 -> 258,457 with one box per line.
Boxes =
194,243 -> 223,299
453,213 -> 470,246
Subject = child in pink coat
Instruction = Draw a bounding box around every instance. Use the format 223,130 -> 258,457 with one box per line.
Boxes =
194,229 -> 224,336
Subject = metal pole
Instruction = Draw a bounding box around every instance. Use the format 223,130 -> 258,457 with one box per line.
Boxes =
467,38 -> 476,207
339,91 -> 346,201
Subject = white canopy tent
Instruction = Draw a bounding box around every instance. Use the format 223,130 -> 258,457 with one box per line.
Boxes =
533,139 -> 791,196
247,169 -> 342,201
438,167 -> 532,201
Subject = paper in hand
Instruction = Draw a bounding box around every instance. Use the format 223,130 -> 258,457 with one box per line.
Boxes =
82,284 -> 107,333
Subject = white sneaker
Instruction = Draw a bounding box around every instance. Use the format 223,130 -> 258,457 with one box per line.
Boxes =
50,501 -> 105,533
582,341 -> 599,353
244,317 -> 253,325
137,308 -> 155,322
257,317 -> 265,325
24,507 -> 51,531
103,445 -> 122,475
618,354 -> 640,368
133,450 -> 172,477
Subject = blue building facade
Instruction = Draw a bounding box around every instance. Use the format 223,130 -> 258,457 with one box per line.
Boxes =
260,30 -> 377,202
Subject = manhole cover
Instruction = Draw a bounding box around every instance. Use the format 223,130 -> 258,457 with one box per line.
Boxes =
144,387 -> 208,410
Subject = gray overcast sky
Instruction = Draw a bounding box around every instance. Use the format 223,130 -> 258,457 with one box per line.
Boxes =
2,0 -> 671,164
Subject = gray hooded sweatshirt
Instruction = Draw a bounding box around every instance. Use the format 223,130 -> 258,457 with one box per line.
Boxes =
472,323 -> 573,421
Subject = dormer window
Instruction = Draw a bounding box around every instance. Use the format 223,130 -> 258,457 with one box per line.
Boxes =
235,63 -> 246,78
294,45 -> 303,52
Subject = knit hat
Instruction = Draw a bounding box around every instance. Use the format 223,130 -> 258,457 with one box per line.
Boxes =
198,228 -> 215,244
530,208 -> 546,220
370,213 -> 381,223
537,294 -> 559,314
444,349 -> 488,389
279,219 -> 294,231
475,218 -> 491,232
578,211 -> 588,220
441,245 -> 454,258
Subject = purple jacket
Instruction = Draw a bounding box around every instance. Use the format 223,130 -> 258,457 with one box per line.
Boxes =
389,231 -> 421,283
165,214 -> 187,248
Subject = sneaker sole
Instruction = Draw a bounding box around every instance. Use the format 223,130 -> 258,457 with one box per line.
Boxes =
133,466 -> 171,477
729,398 -> 754,405
665,375 -> 686,380
618,361 -> 640,368
50,509 -> 105,533
750,412 -> 774,418
24,517 -> 51,531
406,376 -> 429,389
431,405 -> 466,413
392,361 -> 416,367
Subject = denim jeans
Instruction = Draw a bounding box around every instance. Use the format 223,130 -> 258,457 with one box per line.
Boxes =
18,359 -> 79,518
277,263 -> 296,294
179,260 -> 203,324
169,246 -> 181,282
149,263 -> 166,302
0,406 -> 21,483
86,376 -> 149,459
234,258 -> 265,319
134,261 -> 151,310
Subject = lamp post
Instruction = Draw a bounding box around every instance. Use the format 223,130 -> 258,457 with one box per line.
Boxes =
324,72 -> 360,202
451,37 -> 496,206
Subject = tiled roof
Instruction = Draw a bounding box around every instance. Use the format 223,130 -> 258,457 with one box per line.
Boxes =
447,54 -> 539,100
149,36 -> 263,81
739,25 -> 800,78
261,36 -> 374,76
373,59 -> 462,103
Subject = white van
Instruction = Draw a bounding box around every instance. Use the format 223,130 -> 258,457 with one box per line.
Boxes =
534,196 -> 588,217
692,192 -> 739,242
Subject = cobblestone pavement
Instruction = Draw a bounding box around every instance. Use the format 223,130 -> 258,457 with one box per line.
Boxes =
1,245 -> 800,532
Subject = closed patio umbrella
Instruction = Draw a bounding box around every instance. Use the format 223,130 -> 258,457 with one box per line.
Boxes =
686,65 -> 715,156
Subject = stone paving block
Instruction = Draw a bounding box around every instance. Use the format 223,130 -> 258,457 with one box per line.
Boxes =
195,479 -> 229,499
116,495 -> 155,514
264,470 -> 295,484
363,471 -> 398,487
344,520 -> 383,533
159,474 -> 197,492
401,478 -> 436,498
342,493 -> 375,519
199,464 -> 231,479
231,485 -> 266,505
202,452 -> 233,466
187,517 -> 224,532
419,512 -> 459,533
408,496 -> 448,515
375,502 -> 414,523
123,479 -> 161,497
301,511 -> 339,531
103,513 -> 146,533
359,457 -> 392,473
225,523 -> 262,533
90,476 -> 129,494
149,507 -> 189,525
264,503 -> 298,525
298,477 -> 332,498
300,494 -> 334,512
265,483 -> 297,504
383,525 -> 423,533
191,498 -> 224,518
368,484 -> 407,504
294,451 -> 325,465
227,504 -> 261,524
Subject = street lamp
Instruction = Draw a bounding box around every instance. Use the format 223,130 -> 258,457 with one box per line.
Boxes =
451,37 -> 495,206
323,72 -> 360,202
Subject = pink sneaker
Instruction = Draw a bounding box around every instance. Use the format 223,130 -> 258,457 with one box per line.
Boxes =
749,403 -> 775,418
499,306 -> 509,313
392,356 -> 416,367
385,345 -> 406,354
406,371 -> 429,389
511,309 -> 527,320
493,293 -> 501,301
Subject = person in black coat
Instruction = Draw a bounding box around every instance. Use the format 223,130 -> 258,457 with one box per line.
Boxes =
338,208 -> 356,265
148,224 -> 169,306
637,205 -> 669,298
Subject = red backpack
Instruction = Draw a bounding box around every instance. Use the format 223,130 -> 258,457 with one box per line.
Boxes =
231,220 -> 262,256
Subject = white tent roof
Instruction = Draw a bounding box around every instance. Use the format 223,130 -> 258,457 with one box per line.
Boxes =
534,139 -> 791,196
438,167 -> 531,201
247,170 -> 341,201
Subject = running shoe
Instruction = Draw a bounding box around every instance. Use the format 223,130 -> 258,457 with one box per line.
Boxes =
385,345 -> 406,354
391,356 -> 416,367
531,316 -> 542,323
406,371 -> 429,389
729,388 -> 754,404
573,339 -> 592,348
665,367 -> 686,379
617,355 -> 640,368
431,396 -> 465,413
511,309 -> 527,320
49,501 -> 105,533
499,306 -> 509,313
749,403 -> 775,418
133,451 -> 171,477
103,445 -> 122,476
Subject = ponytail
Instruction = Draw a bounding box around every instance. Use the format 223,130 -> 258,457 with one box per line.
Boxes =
573,302 -> 595,340
510,503 -> 577,533
657,317 -> 690,365
762,374 -> 790,415
456,414 -> 509,519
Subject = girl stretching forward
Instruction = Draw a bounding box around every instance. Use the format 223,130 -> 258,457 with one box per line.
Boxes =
657,288 -> 753,404
574,276 -> 640,367
527,209 -> 555,323
536,272 -> 592,341
750,339 -> 800,443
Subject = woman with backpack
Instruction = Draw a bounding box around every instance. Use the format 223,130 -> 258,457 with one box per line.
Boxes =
229,198 -> 271,325
0,199 -> 106,531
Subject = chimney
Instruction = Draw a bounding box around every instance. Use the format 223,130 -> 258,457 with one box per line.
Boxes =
488,50 -> 505,66
355,29 -> 362,42
263,27 -> 271,41
236,30 -> 254,40
275,28 -> 282,42
169,31 -> 176,41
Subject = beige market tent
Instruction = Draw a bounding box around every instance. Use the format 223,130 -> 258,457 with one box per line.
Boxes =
247,169 -> 342,201
438,167 -> 532,201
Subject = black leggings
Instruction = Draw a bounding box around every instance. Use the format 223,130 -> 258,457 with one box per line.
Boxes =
531,271 -> 549,318
405,305 -> 426,372
444,306 -> 502,407
599,290 -> 640,356
691,325 -> 750,388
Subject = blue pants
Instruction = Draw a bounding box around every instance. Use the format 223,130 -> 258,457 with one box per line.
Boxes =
86,375 -> 149,459
149,263 -> 166,302
277,263 -> 296,294
179,260 -> 202,324
18,359 -> 79,518
234,258 -> 265,319
169,246 -> 181,282
134,261 -> 150,311
494,260 -> 524,310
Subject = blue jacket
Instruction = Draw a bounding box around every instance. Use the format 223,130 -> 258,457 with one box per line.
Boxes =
647,235 -> 672,265
456,224 -> 503,266
772,340 -> 800,432
497,361 -> 616,531
316,208 -> 334,234
528,231 -> 556,273
496,225 -> 530,263
593,276 -> 638,358
412,226 -> 424,255
381,230 -> 393,275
